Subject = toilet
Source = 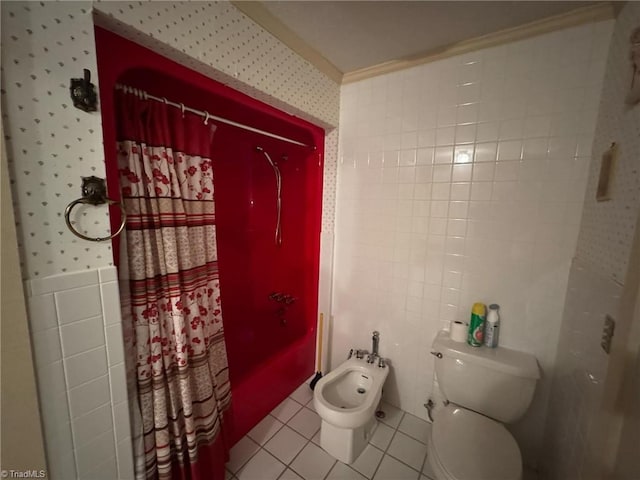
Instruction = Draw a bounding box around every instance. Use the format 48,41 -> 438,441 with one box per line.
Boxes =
313,355 -> 388,464
427,330 -> 540,480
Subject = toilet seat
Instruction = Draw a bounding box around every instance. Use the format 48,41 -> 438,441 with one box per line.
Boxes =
430,405 -> 522,480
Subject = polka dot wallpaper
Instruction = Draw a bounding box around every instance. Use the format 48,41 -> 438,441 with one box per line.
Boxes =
93,1 -> 340,128
323,129 -> 338,233
2,1 -> 340,279
576,5 -> 640,283
1,1 -> 113,279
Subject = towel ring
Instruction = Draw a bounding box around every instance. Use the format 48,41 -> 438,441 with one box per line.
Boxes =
64,176 -> 127,242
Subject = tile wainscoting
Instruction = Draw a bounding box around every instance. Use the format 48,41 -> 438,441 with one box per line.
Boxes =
25,267 -> 134,479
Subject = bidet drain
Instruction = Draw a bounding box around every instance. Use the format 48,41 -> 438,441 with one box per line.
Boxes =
357,387 -> 366,394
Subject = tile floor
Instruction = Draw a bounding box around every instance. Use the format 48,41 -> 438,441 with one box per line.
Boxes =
226,381 -> 436,480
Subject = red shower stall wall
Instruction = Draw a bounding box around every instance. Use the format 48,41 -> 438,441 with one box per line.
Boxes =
95,27 -> 324,444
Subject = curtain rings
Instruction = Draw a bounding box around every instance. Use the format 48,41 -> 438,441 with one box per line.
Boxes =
180,103 -> 185,118
204,111 -> 210,125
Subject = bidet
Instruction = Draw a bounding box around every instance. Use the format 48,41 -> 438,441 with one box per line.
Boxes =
313,353 -> 389,463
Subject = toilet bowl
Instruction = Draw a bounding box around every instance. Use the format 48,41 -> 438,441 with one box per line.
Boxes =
313,356 -> 388,464
427,330 -> 540,480
427,406 -> 522,480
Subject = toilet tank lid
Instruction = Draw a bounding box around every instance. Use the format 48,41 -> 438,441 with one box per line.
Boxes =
433,331 -> 540,379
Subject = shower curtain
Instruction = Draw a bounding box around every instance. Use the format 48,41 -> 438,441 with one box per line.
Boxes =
115,89 -> 231,480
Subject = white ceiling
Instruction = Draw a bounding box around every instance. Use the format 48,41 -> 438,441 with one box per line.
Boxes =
258,1 -> 598,74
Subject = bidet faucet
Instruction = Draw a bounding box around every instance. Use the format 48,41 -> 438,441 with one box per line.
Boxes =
372,331 -> 380,356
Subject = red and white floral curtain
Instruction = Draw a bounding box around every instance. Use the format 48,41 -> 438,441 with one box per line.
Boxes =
115,89 -> 231,480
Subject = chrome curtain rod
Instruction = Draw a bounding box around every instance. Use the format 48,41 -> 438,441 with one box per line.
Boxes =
115,84 -> 315,149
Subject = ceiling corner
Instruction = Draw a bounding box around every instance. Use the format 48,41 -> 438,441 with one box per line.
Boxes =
230,0 -> 344,85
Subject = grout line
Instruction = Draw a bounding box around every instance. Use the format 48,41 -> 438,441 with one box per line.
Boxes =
371,411 -> 432,480
370,420 -> 402,480
67,371 -> 110,393
230,438 -> 262,476
265,415 -> 287,446
53,299 -> 81,479
419,451 -> 430,480
257,448 -> 288,479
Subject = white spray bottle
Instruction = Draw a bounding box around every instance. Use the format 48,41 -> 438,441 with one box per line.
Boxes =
484,304 -> 500,348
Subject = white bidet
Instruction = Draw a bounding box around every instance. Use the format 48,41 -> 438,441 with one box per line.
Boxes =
313,356 -> 389,464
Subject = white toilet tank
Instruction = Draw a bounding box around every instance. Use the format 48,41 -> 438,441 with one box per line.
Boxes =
432,330 -> 540,423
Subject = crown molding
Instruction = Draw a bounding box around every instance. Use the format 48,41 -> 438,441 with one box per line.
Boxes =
343,2 -> 617,84
230,0 -> 344,84
232,1 -> 616,86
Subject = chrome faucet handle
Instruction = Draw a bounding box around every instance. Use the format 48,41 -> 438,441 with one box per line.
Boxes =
378,357 -> 386,368
269,292 -> 283,301
356,349 -> 364,359
367,354 -> 374,363
348,348 -> 354,359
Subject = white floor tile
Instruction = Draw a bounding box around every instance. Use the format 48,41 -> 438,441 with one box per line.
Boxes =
378,402 -> 404,429
290,383 -> 314,405
306,397 -> 317,412
227,437 -> 261,473
387,432 -> 428,472
272,397 -> 304,423
231,391 -> 429,480
373,455 -> 420,480
369,422 -> 394,451
290,442 -> 336,480
327,462 -> 368,480
288,407 -> 321,439
237,449 -> 286,480
279,468 -> 304,480
311,429 -> 321,446
248,414 -> 284,445
397,414 -> 431,444
264,425 -> 307,465
350,445 -> 384,479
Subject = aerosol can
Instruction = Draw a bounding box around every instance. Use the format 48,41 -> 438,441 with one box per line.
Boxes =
467,303 -> 486,347
484,304 -> 500,348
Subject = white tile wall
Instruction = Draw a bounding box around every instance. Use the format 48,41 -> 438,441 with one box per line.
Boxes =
26,267 -> 134,479
543,3 -> 640,479
333,20 -> 614,468
542,259 -> 623,480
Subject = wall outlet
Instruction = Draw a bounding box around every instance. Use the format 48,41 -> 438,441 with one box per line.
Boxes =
601,315 -> 615,354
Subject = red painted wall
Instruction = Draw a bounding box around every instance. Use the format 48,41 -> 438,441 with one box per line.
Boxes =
95,26 -> 324,443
